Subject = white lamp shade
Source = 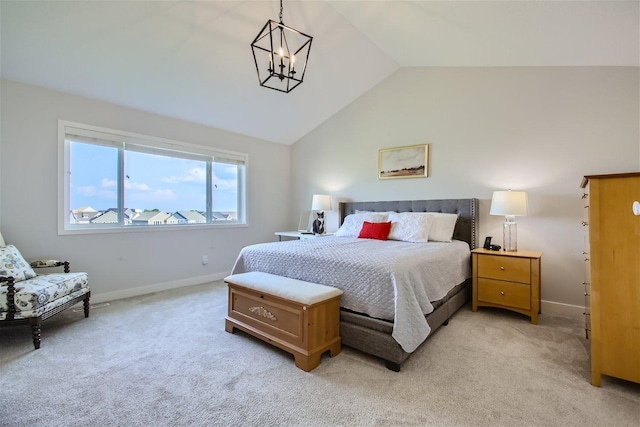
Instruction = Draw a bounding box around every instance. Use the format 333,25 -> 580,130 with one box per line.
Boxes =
490,191 -> 528,216
311,194 -> 332,211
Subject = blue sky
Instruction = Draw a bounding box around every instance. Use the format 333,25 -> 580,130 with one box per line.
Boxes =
70,142 -> 238,212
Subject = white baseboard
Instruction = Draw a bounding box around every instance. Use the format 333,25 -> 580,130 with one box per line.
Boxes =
91,278 -> 586,321
541,300 -> 584,319
91,272 -> 229,304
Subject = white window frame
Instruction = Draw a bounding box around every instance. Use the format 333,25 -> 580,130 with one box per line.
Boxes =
58,120 -> 248,235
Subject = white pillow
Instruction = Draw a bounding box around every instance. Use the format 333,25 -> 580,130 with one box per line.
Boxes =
0,245 -> 37,282
426,213 -> 459,242
388,212 -> 433,243
335,212 -> 391,237
355,210 -> 395,215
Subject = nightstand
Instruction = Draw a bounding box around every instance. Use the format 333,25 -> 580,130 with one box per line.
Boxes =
274,231 -> 334,241
471,248 -> 542,324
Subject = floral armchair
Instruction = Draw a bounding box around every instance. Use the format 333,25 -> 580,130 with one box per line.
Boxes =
0,235 -> 90,349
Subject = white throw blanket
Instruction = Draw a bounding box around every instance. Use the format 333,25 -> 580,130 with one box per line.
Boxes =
231,237 -> 470,353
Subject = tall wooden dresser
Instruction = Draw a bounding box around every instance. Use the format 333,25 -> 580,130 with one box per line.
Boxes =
581,172 -> 640,387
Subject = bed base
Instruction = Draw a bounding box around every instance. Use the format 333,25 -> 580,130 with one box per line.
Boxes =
340,280 -> 471,371
337,198 -> 477,371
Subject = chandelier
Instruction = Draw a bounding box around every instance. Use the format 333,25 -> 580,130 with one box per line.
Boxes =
251,0 -> 313,93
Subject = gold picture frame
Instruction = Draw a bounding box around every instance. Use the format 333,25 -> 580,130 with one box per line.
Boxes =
378,144 -> 429,179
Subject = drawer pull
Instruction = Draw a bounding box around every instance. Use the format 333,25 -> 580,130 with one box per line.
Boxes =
500,267 -> 505,271
249,306 -> 277,321
500,291 -> 505,296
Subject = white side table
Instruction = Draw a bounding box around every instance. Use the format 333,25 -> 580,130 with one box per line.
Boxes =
275,231 -> 334,241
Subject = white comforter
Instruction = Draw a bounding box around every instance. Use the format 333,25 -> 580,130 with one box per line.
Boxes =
231,237 -> 470,353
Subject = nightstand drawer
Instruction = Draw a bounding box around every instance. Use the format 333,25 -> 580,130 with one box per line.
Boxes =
477,278 -> 531,310
477,255 -> 531,284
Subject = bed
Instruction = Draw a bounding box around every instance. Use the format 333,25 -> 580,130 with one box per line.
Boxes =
232,198 -> 478,371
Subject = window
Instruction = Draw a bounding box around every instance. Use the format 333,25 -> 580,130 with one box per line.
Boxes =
58,121 -> 247,233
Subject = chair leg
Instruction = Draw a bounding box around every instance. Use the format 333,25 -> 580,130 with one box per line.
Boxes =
30,318 -> 42,349
83,295 -> 90,318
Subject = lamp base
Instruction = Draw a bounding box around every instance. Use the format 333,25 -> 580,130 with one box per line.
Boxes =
503,217 -> 518,252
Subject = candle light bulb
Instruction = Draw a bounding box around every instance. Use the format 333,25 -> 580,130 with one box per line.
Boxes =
277,47 -> 285,77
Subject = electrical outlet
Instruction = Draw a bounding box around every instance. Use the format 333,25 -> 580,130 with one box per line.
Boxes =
202,255 -> 208,265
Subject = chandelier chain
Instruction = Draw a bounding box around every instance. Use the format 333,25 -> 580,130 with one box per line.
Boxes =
279,0 -> 283,23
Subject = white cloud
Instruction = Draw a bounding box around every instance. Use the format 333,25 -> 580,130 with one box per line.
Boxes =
152,189 -> 176,200
129,188 -> 176,203
125,181 -> 151,191
77,186 -> 97,196
102,177 -> 151,191
212,178 -> 237,190
161,167 -> 206,184
99,189 -> 117,200
101,178 -> 116,188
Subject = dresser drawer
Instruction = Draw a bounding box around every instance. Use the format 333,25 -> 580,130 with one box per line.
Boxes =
477,255 -> 531,284
229,287 -> 304,343
477,278 -> 531,310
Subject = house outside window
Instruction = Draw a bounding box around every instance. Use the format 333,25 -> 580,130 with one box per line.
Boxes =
58,121 -> 247,234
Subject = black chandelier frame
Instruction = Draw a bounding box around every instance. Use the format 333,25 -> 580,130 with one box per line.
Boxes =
250,1 -> 313,93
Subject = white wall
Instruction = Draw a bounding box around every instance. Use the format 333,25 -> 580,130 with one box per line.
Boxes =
3,68 -> 638,312
291,67 -> 640,314
0,79 -> 291,302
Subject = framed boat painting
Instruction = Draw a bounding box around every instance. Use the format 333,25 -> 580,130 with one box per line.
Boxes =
378,144 -> 429,179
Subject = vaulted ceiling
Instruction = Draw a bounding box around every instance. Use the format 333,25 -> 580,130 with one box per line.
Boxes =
1,1 -> 638,145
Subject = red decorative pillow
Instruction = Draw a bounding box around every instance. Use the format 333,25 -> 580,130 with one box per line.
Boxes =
358,221 -> 392,240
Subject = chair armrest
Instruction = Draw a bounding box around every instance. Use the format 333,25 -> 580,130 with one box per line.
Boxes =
0,276 -> 15,285
30,260 -> 70,273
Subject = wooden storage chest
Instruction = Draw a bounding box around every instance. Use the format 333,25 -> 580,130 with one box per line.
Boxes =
225,272 -> 342,372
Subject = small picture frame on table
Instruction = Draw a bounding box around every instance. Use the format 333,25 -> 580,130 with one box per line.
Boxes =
297,210 -> 314,232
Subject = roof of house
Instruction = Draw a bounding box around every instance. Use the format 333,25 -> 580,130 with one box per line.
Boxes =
91,210 -> 118,224
177,211 -> 206,222
132,211 -> 170,222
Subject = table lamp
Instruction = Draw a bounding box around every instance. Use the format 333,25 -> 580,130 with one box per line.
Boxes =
490,190 -> 528,252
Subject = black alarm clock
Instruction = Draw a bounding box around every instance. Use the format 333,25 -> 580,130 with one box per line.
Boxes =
483,236 -> 501,251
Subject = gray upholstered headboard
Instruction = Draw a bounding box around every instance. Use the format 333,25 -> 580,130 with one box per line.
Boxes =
338,199 -> 478,249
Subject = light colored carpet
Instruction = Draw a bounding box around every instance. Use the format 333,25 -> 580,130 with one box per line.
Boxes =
1,281 -> 639,427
